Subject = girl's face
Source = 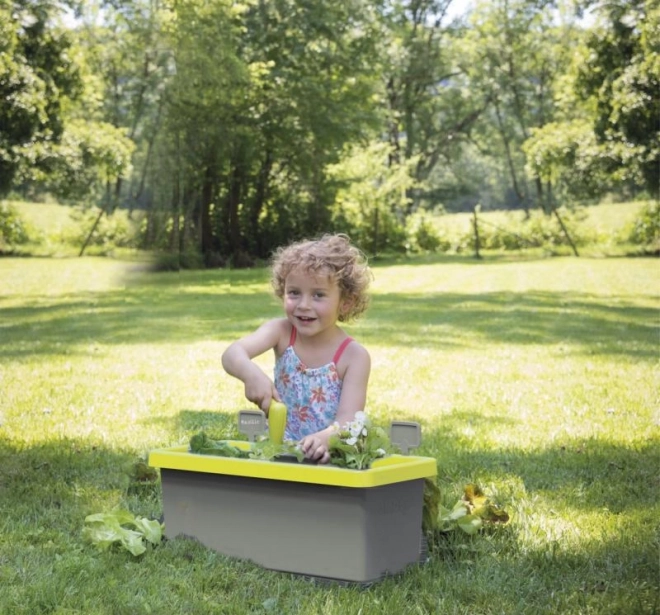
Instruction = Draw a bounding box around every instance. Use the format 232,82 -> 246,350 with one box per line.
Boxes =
283,269 -> 345,338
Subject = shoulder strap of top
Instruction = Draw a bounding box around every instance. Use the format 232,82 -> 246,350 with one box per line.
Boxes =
333,337 -> 353,364
288,326 -> 297,346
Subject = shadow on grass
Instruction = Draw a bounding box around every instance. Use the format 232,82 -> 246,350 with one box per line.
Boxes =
1,276 -> 657,360
363,291 -> 658,357
0,437 -> 159,531
415,418 -> 660,515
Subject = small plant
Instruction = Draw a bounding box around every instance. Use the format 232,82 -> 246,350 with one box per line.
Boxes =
328,412 -> 394,470
189,414 -> 394,470
423,481 -> 510,538
83,510 -> 164,556
188,431 -> 304,462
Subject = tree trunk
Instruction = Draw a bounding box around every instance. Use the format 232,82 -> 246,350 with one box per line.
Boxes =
494,100 -> 528,215
168,179 -> 180,257
551,204 -> 579,257
473,205 -> 482,260
250,149 -> 273,257
200,166 -> 215,258
79,182 -> 112,257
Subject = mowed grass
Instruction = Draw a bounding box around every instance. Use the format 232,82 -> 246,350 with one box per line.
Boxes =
0,254 -> 658,614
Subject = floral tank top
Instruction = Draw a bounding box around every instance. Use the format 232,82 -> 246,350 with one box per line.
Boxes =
274,327 -> 353,441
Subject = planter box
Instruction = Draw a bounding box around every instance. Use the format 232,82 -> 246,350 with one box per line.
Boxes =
149,443 -> 437,584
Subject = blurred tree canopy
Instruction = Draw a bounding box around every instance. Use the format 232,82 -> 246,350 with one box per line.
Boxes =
0,0 -> 82,193
0,0 -> 656,262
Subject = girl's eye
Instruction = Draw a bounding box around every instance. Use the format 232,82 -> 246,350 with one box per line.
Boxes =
314,292 -> 325,299
287,289 -> 300,297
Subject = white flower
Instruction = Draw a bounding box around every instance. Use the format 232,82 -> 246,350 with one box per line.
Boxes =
361,427 -> 368,437
376,448 -> 386,457
346,436 -> 357,446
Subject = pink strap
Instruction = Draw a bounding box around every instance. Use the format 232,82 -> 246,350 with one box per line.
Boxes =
289,327 -> 352,364
333,337 -> 353,364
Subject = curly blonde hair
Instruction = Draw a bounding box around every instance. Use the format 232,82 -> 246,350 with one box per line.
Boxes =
271,234 -> 371,322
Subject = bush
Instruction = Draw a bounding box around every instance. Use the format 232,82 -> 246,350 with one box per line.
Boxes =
0,203 -> 31,250
62,207 -> 141,251
151,249 -> 205,271
627,201 -> 660,247
458,208 -> 595,252
406,214 -> 450,253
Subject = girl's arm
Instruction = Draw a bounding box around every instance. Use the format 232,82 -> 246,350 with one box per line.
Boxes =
221,318 -> 289,412
300,342 -> 371,462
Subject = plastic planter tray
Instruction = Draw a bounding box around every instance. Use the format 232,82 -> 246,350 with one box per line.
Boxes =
149,443 -> 437,584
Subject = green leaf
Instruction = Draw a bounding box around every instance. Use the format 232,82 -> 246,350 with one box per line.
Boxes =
131,517 -> 164,545
189,432 -> 248,457
457,514 -> 483,535
447,500 -> 469,521
83,510 -> 163,556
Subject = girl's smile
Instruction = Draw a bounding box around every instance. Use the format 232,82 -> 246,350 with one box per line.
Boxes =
284,270 -> 343,338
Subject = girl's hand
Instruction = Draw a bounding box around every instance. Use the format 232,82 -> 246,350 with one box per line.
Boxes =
299,431 -> 331,464
243,371 -> 279,413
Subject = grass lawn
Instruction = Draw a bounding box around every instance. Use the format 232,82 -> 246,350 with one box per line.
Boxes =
0,254 -> 658,614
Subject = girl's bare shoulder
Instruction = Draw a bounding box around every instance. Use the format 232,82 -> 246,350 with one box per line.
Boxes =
267,318 -> 293,355
338,337 -> 370,371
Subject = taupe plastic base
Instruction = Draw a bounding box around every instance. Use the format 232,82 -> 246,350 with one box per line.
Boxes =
160,468 -> 425,584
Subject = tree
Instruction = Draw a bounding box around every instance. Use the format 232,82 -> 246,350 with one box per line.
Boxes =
575,0 -> 659,197
144,0 -> 384,263
380,0 -> 485,213
456,0 -> 579,213
0,0 -> 82,195
524,0 -> 659,201
327,140 -> 419,255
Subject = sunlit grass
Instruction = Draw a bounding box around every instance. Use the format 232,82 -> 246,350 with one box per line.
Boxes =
0,255 -> 658,614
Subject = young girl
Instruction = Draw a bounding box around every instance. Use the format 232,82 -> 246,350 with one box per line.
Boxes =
221,234 -> 372,463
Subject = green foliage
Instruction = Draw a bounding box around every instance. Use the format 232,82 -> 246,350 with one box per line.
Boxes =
523,120 -> 611,200
83,510 -> 163,556
149,249 -> 206,272
0,203 -> 31,249
458,0 -> 577,211
62,206 -> 141,251
405,213 -> 449,253
328,412 -> 394,470
627,201 -> 660,248
574,0 -> 660,197
462,207 -> 596,252
0,1 -> 82,195
424,483 -> 510,538
328,141 -> 418,255
189,433 -> 248,458
188,432 -> 304,463
35,120 -> 135,202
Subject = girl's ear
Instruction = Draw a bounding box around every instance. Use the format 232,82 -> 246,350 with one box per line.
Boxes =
340,297 -> 354,318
